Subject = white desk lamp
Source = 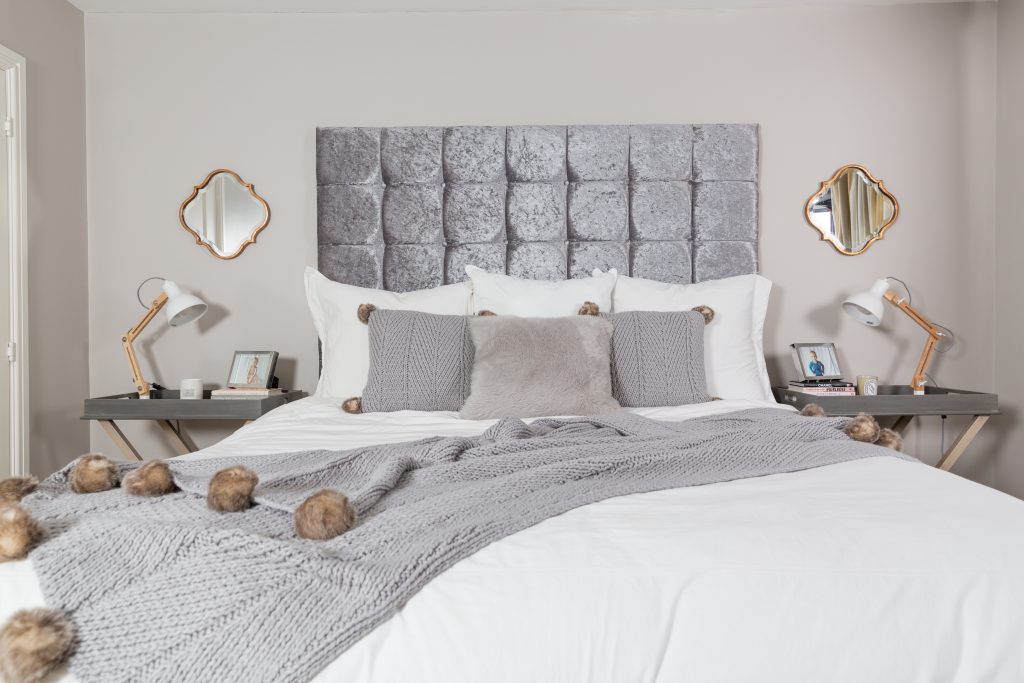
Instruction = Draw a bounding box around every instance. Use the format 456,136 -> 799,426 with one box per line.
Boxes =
122,278 -> 208,398
842,278 -> 952,395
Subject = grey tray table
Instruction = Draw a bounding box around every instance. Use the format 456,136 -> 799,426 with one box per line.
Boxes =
83,390 -> 306,460
773,385 -> 999,472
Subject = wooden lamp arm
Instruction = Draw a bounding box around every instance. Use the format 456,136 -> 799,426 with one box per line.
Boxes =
121,292 -> 168,398
883,290 -> 942,394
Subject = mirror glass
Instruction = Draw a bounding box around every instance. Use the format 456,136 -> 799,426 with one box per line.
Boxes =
805,165 -> 898,255
180,170 -> 270,259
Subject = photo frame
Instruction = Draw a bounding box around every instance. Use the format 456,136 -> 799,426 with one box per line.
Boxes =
227,350 -> 278,389
790,343 -> 843,381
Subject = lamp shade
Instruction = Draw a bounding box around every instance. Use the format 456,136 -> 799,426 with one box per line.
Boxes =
842,278 -> 890,327
162,280 -> 208,327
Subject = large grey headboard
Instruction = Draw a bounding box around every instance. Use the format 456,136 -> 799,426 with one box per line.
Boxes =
316,124 -> 758,292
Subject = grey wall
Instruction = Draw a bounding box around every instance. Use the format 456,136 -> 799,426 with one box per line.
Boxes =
0,0 -> 89,476
996,0 -> 1024,498
85,5 -> 1000,487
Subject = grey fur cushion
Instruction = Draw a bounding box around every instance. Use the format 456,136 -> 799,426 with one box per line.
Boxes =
362,310 -> 473,412
605,310 -> 712,407
461,316 -> 620,419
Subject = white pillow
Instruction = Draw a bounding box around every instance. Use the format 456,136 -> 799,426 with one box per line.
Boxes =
304,267 -> 473,399
596,271 -> 773,401
466,265 -> 618,316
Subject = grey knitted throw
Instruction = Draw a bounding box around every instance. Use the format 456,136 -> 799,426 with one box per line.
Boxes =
22,409 -> 910,683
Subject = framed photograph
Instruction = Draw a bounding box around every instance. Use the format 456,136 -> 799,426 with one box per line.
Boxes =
227,350 -> 278,389
790,343 -> 843,381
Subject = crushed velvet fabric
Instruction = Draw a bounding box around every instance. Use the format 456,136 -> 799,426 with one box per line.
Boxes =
317,124 -> 758,292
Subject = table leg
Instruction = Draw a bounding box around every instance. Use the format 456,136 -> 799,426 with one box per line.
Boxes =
97,420 -> 143,461
891,415 -> 915,434
157,420 -> 199,456
936,415 -> 990,472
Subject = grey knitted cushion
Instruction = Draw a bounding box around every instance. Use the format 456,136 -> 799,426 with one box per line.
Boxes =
605,310 -> 712,407
461,316 -> 620,419
362,310 -> 474,412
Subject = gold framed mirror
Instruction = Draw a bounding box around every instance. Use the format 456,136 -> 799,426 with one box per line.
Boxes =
179,169 -> 270,260
805,164 -> 898,256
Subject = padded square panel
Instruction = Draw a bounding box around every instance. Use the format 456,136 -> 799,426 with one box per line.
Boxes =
568,125 -> 628,181
693,182 -> 757,242
630,181 -> 692,241
316,127 -> 381,185
443,183 -> 507,244
507,182 -> 567,242
508,241 -> 567,281
693,241 -> 758,282
628,125 -> 692,181
443,126 -> 506,183
568,241 -> 628,280
445,243 -> 507,285
383,185 -> 443,244
507,126 -> 567,182
567,181 -> 628,241
630,241 -> 692,284
384,244 -> 445,292
318,185 -> 383,245
693,124 -> 758,182
381,127 -> 443,184
318,244 -> 383,289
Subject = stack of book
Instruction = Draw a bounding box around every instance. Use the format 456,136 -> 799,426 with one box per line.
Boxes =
788,381 -> 855,396
210,387 -> 286,400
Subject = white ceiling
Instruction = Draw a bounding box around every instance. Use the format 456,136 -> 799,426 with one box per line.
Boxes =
66,0 -> 991,13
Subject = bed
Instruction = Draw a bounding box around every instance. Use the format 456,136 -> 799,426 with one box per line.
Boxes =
3,125 -> 1024,682
4,397 -> 1024,682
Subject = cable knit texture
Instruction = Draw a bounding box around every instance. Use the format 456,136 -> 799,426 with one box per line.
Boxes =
604,310 -> 712,407
361,310 -> 474,412
20,409 -> 911,683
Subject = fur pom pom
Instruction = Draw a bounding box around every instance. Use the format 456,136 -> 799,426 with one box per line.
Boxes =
342,397 -> 362,414
691,305 -> 715,324
843,413 -> 881,443
800,403 -> 826,418
207,466 -> 259,512
295,489 -> 357,541
477,310 -> 496,317
122,461 -> 176,497
577,301 -> 600,316
0,608 -> 75,683
69,454 -> 119,494
0,477 -> 38,506
356,303 -> 376,325
0,506 -> 44,562
876,427 -> 904,452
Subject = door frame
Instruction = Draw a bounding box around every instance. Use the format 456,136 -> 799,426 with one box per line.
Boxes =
0,44 -> 28,477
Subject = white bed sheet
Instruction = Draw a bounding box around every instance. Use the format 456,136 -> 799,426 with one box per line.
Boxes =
4,397 -> 1024,682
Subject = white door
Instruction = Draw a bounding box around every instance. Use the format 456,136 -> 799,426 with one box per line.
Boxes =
0,68 -> 9,480
0,42 -> 25,479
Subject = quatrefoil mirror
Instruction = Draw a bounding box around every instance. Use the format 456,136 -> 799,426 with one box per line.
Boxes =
805,164 -> 898,256
179,169 -> 270,260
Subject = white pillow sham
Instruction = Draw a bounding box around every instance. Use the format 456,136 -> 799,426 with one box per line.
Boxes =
595,270 -> 773,401
466,265 -> 618,316
304,267 -> 473,399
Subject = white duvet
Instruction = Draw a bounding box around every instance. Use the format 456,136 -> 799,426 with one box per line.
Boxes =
4,398 -> 1024,682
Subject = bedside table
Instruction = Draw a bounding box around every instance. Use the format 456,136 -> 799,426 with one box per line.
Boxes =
83,389 -> 306,460
773,385 -> 999,472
